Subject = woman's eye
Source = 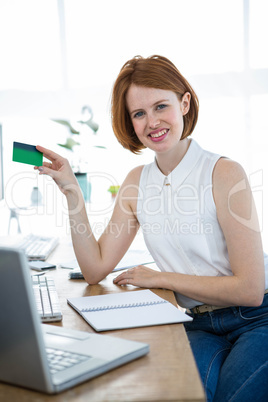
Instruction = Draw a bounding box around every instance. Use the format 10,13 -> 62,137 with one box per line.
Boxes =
133,111 -> 144,118
157,104 -> 167,110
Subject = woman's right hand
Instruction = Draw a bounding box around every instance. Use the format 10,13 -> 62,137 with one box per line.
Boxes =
34,145 -> 78,195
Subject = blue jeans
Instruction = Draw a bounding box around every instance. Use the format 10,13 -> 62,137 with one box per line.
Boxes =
184,293 -> 268,402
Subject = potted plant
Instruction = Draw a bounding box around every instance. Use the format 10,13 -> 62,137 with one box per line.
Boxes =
108,185 -> 120,200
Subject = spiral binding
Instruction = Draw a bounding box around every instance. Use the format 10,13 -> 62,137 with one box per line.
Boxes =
81,299 -> 167,312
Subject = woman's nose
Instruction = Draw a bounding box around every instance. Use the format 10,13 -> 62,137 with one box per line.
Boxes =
148,113 -> 160,129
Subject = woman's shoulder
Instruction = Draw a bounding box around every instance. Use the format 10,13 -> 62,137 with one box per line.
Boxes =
212,157 -> 249,204
124,165 -> 145,185
213,158 -> 247,185
119,165 -> 145,197
116,165 -> 145,215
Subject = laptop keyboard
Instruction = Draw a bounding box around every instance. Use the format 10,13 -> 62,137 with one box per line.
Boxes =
18,233 -> 59,260
46,347 -> 92,374
31,275 -> 62,322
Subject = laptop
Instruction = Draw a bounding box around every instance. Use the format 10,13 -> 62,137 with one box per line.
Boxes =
0,247 -> 149,394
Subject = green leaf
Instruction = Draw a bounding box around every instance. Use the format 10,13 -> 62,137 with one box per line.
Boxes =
57,138 -> 80,150
52,119 -> 80,134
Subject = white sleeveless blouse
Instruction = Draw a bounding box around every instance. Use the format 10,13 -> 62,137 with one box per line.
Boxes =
137,139 -> 268,308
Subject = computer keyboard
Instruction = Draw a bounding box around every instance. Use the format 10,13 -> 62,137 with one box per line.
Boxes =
31,275 -> 62,322
18,233 -> 59,260
46,347 -> 92,374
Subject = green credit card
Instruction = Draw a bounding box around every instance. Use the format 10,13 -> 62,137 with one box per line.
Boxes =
12,142 -> 43,166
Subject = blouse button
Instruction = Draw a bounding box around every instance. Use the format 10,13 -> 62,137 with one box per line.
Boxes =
164,177 -> 171,186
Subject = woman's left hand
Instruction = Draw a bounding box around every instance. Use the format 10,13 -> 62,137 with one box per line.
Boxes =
113,265 -> 161,288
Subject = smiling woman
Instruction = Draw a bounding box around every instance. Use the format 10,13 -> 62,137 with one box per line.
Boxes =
1,0 -> 268,394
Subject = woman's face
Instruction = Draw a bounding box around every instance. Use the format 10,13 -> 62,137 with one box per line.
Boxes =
126,85 -> 190,155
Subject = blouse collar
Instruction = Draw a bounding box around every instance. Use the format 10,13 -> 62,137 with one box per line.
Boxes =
152,139 -> 202,193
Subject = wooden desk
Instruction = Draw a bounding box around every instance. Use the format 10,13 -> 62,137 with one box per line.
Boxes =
0,237 -> 205,401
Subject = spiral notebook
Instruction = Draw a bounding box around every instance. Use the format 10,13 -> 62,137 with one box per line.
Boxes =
67,290 -> 192,332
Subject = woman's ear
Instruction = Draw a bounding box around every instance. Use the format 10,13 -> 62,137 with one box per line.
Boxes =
181,92 -> 191,115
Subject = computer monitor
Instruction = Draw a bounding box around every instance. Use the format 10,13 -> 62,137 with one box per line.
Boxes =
0,124 -> 4,203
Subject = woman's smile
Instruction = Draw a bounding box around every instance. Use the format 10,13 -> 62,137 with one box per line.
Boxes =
149,128 -> 169,142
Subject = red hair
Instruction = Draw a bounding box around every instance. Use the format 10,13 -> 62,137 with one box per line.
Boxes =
111,55 -> 199,154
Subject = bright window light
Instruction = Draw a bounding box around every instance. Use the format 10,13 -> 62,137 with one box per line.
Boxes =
249,0 -> 268,68
0,0 -> 61,90
64,0 -> 244,89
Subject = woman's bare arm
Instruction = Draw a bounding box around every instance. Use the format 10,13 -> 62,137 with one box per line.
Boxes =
35,145 -> 143,284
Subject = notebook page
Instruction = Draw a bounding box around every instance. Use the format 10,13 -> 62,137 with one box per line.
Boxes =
67,290 -> 192,331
